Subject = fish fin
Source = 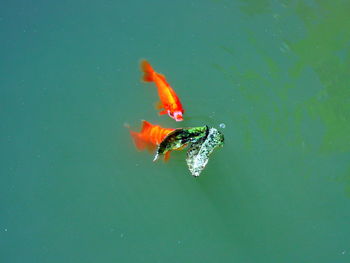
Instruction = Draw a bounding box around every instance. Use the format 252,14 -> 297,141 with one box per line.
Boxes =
176,144 -> 188,151
140,120 -> 153,133
140,60 -> 154,82
159,110 -> 167,115
130,131 -> 146,150
146,144 -> 157,153
154,101 -> 164,110
163,151 -> 171,162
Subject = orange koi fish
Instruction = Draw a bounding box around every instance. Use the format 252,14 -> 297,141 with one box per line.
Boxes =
129,120 -> 175,160
140,60 -> 184,121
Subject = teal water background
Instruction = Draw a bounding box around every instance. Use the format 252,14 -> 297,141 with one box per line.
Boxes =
1,0 -> 350,262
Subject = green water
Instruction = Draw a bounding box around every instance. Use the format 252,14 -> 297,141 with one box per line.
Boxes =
1,0 -> 350,262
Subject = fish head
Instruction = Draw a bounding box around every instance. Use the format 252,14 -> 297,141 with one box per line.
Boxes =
169,110 -> 183,122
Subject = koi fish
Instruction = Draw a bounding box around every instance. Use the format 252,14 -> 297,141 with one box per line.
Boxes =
140,60 -> 184,121
129,120 -> 175,160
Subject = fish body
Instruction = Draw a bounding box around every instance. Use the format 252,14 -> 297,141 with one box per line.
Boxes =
140,60 -> 184,121
129,120 -> 174,160
153,126 -> 209,161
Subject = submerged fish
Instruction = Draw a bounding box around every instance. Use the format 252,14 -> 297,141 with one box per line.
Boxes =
153,126 -> 209,161
129,120 -> 174,161
140,60 -> 184,122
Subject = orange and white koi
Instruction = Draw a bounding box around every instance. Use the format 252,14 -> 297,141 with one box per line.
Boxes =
140,60 -> 184,121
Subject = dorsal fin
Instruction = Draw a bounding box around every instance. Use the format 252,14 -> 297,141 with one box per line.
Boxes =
156,73 -> 170,86
141,120 -> 153,133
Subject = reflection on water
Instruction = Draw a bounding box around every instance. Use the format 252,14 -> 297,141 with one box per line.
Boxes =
291,0 -> 350,193
212,0 -> 350,195
292,0 -> 350,154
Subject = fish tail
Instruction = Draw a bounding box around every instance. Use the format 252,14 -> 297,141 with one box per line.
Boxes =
130,130 -> 147,150
140,60 -> 154,82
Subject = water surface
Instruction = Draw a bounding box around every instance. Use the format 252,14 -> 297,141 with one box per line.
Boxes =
1,0 -> 350,262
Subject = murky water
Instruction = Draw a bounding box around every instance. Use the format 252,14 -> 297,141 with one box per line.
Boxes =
1,1 -> 350,262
